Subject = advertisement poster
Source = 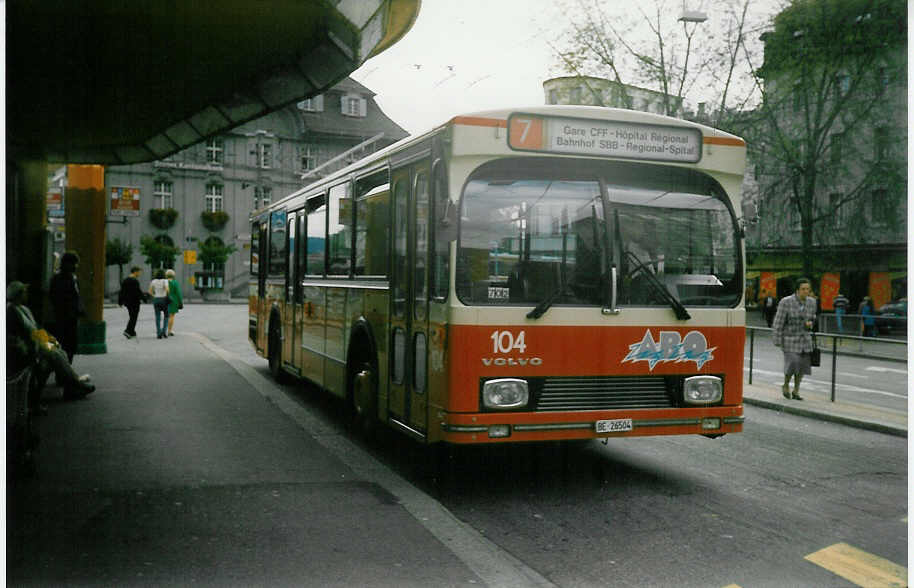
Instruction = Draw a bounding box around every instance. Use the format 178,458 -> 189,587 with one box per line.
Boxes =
759,272 -> 777,300
869,272 -> 891,309
819,273 -> 840,310
110,187 -> 141,216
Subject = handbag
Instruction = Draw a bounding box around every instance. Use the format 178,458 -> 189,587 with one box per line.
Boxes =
810,333 -> 821,367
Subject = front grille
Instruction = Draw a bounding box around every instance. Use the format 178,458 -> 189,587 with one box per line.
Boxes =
534,376 -> 675,411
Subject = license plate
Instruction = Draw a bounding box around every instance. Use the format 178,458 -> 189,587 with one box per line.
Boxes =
595,419 -> 633,433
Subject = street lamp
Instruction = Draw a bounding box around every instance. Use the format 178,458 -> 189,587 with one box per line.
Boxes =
678,11 -> 708,23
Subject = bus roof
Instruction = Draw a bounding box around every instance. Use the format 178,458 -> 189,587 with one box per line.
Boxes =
258,104 -> 746,216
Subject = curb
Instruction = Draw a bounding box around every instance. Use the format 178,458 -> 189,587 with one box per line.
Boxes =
743,396 -> 907,438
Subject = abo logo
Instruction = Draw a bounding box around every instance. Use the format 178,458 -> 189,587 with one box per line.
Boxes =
622,330 -> 715,371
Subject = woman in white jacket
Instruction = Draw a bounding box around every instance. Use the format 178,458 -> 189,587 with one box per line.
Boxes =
148,269 -> 171,339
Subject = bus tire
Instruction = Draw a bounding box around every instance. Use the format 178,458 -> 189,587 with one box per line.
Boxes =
268,319 -> 287,383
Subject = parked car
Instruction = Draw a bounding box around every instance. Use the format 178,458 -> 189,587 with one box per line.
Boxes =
876,299 -> 907,334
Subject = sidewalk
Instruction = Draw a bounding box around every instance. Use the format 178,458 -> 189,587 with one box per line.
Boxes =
7,326 -> 533,587
743,382 -> 907,438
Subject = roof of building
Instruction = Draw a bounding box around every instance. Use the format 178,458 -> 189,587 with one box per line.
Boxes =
301,78 -> 408,141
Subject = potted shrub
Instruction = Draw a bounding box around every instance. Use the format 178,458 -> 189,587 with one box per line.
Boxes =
201,210 -> 230,232
149,207 -> 179,230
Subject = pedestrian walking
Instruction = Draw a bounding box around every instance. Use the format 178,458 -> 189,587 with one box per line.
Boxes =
832,292 -> 849,332
861,296 -> 877,337
148,269 -> 171,339
118,266 -> 144,339
48,250 -> 84,363
165,268 -> 183,337
772,277 -> 817,401
761,290 -> 777,328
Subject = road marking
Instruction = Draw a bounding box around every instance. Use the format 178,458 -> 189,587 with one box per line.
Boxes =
744,367 -> 907,399
866,366 -> 909,375
191,332 -> 556,588
805,543 -> 907,587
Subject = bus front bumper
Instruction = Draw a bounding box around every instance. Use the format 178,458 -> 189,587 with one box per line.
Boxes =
437,407 -> 744,444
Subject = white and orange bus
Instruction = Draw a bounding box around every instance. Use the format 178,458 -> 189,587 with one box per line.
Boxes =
250,105 -> 747,444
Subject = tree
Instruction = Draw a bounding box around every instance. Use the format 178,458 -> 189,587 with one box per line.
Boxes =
552,0 -> 769,127
737,0 -> 906,277
139,235 -> 179,269
105,237 -> 133,286
198,236 -> 237,270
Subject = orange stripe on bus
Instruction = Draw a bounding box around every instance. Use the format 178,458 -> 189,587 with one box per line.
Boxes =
703,136 -> 745,146
451,116 -> 508,128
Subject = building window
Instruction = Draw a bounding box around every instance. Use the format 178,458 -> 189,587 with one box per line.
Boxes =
153,181 -> 173,209
206,138 -> 224,164
874,127 -> 890,160
341,95 -> 365,117
205,184 -> 223,212
256,143 -> 272,169
829,192 -> 845,227
300,145 -> 315,172
297,95 -> 324,111
870,189 -> 891,226
548,89 -> 558,105
569,87 -> 582,104
254,186 -> 272,210
830,133 -> 843,166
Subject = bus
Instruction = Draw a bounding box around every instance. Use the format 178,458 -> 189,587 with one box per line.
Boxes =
249,105 -> 747,444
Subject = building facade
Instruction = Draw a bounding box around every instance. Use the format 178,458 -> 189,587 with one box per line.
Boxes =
743,0 -> 907,311
98,78 -> 408,300
543,76 -> 685,117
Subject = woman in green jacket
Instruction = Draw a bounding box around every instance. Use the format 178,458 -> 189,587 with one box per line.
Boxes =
165,269 -> 183,337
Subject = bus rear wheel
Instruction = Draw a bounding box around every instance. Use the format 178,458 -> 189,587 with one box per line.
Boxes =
350,361 -> 377,437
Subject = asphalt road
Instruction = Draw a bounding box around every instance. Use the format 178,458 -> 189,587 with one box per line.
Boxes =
73,303 -> 906,587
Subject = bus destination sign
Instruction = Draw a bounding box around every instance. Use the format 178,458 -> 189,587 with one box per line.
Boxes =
508,114 -> 702,163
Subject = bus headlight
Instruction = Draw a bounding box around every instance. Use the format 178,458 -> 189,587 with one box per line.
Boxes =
482,378 -> 529,410
683,376 -> 722,405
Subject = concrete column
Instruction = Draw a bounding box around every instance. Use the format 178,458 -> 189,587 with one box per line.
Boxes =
66,164 -> 107,354
6,159 -> 53,323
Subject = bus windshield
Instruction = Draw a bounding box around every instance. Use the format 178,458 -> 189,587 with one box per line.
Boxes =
456,158 -> 741,309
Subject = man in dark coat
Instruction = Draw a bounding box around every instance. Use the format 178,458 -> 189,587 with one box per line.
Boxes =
118,266 -> 144,338
49,251 -> 84,363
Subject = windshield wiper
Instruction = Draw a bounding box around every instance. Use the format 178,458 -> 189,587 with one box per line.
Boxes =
528,215 -> 569,319
624,251 -> 691,320
526,282 -> 564,319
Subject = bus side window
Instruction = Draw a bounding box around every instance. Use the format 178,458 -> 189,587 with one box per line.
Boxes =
269,211 -> 287,276
296,213 -> 306,300
431,159 -> 450,301
414,171 -> 428,320
250,221 -> 260,275
354,170 -> 390,277
307,194 -> 327,276
328,183 -> 352,277
392,179 -> 409,317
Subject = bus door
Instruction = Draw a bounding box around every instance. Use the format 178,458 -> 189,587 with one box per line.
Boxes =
253,219 -> 268,351
282,212 -> 298,373
389,161 -> 431,437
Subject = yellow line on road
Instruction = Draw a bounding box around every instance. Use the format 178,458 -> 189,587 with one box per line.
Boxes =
805,543 -> 907,587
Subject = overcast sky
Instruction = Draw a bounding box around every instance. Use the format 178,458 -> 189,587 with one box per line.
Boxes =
352,0 -> 570,134
352,0 -> 786,136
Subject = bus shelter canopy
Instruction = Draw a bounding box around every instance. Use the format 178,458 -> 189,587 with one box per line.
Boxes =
7,0 -> 419,165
